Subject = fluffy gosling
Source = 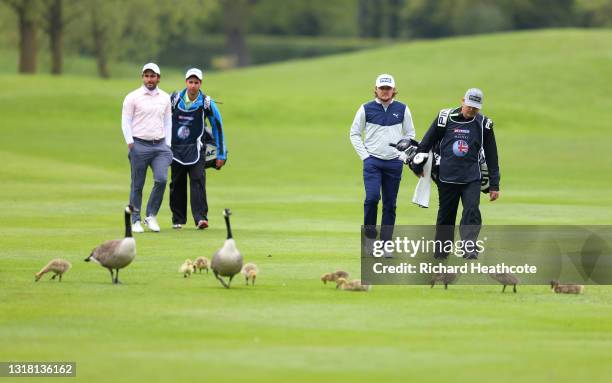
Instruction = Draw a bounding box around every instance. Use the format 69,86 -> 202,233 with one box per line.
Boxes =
35,259 -> 72,282
321,272 -> 334,284
334,270 -> 349,279
194,256 -> 210,274
241,263 -> 259,286
550,280 -> 584,294
179,259 -> 195,278
335,277 -> 370,292
321,270 -> 350,285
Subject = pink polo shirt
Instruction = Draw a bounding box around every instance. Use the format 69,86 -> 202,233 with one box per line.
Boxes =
121,86 -> 172,146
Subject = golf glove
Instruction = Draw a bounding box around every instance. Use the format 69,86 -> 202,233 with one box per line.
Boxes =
410,152 -> 429,175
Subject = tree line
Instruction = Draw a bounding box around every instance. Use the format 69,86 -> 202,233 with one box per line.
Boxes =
1,0 -> 610,77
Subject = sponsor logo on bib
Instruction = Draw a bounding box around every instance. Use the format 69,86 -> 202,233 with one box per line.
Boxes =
177,126 -> 190,139
452,140 -> 469,157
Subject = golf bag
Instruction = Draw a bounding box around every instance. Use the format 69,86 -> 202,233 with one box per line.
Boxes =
201,127 -> 218,169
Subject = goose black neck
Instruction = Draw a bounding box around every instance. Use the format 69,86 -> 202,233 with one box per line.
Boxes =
125,210 -> 132,237
224,215 -> 233,239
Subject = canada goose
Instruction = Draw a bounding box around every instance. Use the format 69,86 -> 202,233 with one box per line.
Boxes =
194,256 -> 209,274
241,263 -> 258,286
85,205 -> 136,284
550,280 -> 584,294
35,259 -> 72,282
431,272 -> 459,289
489,273 -> 519,293
211,208 -> 243,288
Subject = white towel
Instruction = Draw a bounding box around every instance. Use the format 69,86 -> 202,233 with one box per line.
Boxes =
412,150 -> 433,208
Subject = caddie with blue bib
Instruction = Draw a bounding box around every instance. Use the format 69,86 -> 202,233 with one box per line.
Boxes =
412,88 -> 500,259
168,68 -> 227,230
350,74 -> 416,250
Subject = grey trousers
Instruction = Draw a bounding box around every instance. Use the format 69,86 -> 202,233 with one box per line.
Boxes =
128,140 -> 173,223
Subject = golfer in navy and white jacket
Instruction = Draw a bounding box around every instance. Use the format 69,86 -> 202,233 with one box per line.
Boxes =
350,74 -> 416,243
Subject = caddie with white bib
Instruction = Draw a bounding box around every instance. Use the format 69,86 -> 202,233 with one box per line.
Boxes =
168,68 -> 227,230
411,88 -> 500,259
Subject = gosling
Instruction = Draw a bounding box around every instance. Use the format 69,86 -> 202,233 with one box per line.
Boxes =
488,272 -> 519,293
35,259 -> 72,282
335,277 -> 370,292
431,272 -> 459,289
321,270 -> 350,284
194,256 -> 210,274
179,259 -> 195,278
241,263 -> 258,286
334,270 -> 349,279
321,273 -> 334,284
550,280 -> 584,294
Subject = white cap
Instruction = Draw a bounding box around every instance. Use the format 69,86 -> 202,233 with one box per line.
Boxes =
142,62 -> 160,75
375,74 -> 395,88
185,68 -> 203,80
464,88 -> 483,109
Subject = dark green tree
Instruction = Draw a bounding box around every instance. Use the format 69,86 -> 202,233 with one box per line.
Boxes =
2,0 -> 42,73
501,0 -> 576,29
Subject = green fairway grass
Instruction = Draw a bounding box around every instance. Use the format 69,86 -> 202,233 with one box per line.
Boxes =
1,29 -> 612,382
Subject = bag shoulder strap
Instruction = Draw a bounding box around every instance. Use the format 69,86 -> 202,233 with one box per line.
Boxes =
171,91 -> 211,113
483,116 -> 493,130
202,92 -> 212,115
170,91 -> 181,113
437,108 -> 452,128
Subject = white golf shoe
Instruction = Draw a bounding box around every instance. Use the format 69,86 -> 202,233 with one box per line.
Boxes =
144,216 -> 160,232
132,221 -> 144,233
